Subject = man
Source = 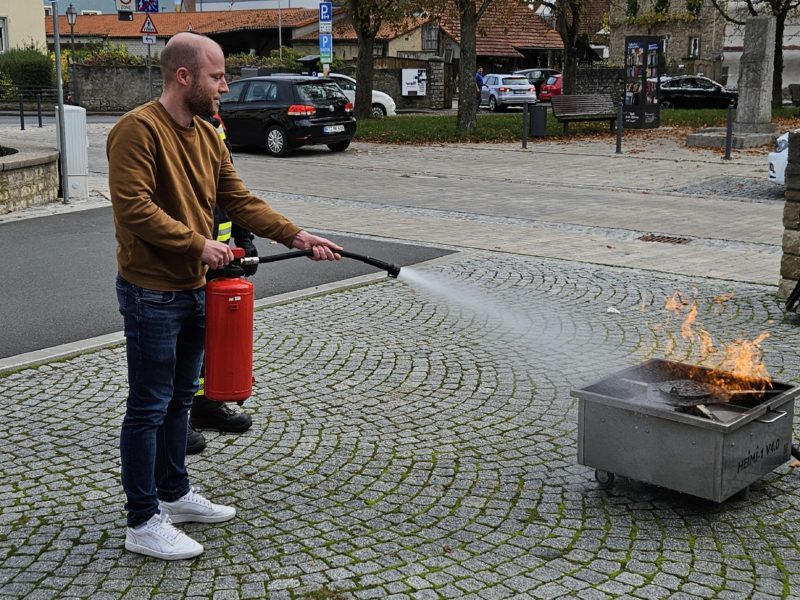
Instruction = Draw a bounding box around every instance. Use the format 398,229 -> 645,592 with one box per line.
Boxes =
475,66 -> 484,111
108,32 -> 341,561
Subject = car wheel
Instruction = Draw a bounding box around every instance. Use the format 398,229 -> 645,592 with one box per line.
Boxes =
371,104 -> 386,118
264,125 -> 290,157
327,140 -> 350,152
660,100 -> 674,109
489,96 -> 498,112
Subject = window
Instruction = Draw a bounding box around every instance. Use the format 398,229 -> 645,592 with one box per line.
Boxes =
688,37 -> 700,58
422,24 -> 439,52
221,81 -> 246,104
44,6 -> 53,16
0,18 -> 6,54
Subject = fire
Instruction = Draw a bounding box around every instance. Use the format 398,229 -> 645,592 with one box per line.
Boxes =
663,291 -> 771,390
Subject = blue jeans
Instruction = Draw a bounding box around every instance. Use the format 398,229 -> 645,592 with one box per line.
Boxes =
115,275 -> 205,527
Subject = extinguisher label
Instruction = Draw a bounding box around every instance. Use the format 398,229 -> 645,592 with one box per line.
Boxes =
228,296 -> 241,301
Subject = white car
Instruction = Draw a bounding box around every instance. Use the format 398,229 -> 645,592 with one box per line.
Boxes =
769,132 -> 788,185
328,73 -> 397,117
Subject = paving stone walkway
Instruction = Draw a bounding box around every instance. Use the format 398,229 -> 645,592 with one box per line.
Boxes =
3,251 -> 800,599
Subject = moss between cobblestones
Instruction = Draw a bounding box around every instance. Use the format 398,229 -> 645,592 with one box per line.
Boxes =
296,589 -> 348,599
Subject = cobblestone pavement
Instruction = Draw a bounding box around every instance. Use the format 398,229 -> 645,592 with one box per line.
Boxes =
3,251 -> 800,599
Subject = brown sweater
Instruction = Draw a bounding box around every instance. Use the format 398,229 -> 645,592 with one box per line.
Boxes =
107,101 -> 301,291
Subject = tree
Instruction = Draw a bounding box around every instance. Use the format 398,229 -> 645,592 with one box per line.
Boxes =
708,0 -> 800,107
451,0 -> 497,132
534,0 -> 587,95
342,0 -> 423,119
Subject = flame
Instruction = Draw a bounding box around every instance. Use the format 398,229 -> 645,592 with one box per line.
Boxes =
663,291 -> 771,390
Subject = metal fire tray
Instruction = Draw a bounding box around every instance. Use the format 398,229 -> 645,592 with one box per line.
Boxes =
572,359 -> 800,502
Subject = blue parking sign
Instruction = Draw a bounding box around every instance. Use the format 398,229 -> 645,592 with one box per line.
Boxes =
319,33 -> 332,63
319,2 -> 332,22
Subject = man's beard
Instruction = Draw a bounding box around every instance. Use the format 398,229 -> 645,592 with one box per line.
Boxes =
185,81 -> 216,116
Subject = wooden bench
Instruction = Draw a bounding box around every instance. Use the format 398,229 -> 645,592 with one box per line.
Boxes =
550,94 -> 617,135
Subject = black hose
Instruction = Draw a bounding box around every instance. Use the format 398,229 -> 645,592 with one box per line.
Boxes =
250,249 -> 401,278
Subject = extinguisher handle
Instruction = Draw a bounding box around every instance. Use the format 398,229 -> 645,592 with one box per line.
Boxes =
231,247 -> 246,259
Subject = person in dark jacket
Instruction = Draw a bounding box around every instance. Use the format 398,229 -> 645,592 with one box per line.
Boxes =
186,114 -> 257,454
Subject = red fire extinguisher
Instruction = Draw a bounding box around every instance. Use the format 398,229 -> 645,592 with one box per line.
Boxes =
204,248 -> 254,403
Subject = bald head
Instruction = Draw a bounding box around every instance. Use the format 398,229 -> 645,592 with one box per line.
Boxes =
160,32 -> 223,84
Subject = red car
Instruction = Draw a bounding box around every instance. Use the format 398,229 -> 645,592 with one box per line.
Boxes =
538,74 -> 562,102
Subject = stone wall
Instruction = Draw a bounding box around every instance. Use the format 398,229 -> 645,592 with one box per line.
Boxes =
576,66 -> 626,101
0,147 -> 60,212
73,65 -> 162,113
73,60 -> 451,113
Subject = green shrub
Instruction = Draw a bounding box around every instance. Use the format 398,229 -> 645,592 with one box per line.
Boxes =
225,47 -> 346,74
0,70 -> 18,100
0,44 -> 53,90
686,0 -> 703,15
79,42 -> 147,66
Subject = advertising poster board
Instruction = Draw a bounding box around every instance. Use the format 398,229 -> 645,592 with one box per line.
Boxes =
623,36 -> 661,129
402,69 -> 427,96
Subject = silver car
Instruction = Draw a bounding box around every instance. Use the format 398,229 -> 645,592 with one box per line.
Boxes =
480,74 -> 537,111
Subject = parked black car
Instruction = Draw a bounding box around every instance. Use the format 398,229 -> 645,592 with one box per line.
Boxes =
218,75 -> 357,157
656,75 -> 738,109
513,68 -> 561,94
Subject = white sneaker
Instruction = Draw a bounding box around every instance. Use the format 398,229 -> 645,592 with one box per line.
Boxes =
159,488 -> 236,524
125,512 -> 203,560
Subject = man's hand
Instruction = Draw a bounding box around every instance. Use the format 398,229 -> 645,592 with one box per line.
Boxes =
201,239 -> 234,270
291,230 -> 342,261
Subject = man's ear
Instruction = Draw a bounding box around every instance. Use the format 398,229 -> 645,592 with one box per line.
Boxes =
175,67 -> 191,87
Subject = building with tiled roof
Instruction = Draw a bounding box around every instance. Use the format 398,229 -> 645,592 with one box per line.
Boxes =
45,9 -> 317,57
293,3 -> 564,71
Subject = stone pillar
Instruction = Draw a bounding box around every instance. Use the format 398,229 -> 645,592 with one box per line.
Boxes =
735,16 -> 776,135
779,132 -> 800,298
427,58 -> 445,110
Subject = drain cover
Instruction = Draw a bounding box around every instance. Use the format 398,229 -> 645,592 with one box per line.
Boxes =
638,234 -> 691,244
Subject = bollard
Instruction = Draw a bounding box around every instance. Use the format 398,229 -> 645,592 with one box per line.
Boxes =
724,99 -> 734,160
615,95 -> 623,154
37,93 -> 43,128
522,102 -> 529,149
19,95 -> 25,130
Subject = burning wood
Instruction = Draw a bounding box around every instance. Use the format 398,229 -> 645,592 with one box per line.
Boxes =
663,290 -> 772,392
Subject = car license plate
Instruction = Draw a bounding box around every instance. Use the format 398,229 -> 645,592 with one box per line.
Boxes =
324,125 -> 345,134
514,90 -> 526,94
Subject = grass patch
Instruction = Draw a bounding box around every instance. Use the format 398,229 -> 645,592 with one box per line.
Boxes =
353,106 -> 800,145
0,145 -> 18,157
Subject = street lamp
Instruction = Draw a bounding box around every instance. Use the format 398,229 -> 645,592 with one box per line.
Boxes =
66,3 -> 77,104
66,4 -> 77,60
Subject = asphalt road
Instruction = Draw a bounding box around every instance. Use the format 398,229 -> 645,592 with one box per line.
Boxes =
0,206 -> 451,359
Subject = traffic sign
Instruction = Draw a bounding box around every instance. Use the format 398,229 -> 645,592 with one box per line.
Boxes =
136,0 -> 159,12
140,14 -> 158,34
142,35 -> 156,45
116,0 -> 133,11
319,20 -> 331,34
319,2 -> 332,23
319,33 -> 332,64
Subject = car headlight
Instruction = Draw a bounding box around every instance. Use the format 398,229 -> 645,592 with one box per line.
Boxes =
776,137 -> 789,153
